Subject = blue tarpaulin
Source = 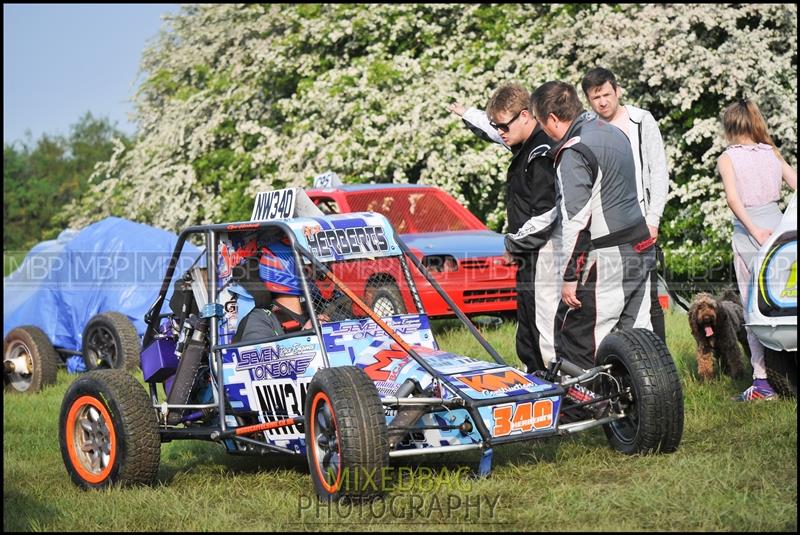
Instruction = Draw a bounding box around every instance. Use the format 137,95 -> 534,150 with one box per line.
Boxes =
3,217 -> 202,352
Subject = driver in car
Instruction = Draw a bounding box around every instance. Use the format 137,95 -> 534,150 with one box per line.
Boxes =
228,239 -> 345,343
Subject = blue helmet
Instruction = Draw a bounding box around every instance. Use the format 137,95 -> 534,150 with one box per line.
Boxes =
258,241 -> 302,296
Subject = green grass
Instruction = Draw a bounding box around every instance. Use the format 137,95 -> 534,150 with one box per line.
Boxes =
3,311 -> 797,531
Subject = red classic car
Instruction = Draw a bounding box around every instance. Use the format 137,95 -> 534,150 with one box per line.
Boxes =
305,184 -> 517,318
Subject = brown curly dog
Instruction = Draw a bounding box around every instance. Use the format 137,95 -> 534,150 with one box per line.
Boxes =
688,290 -> 750,381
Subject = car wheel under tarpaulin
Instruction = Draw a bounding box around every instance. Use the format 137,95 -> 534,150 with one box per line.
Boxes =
82,312 -> 141,371
3,326 -> 59,394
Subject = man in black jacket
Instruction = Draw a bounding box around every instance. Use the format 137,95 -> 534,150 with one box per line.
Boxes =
449,83 -> 559,373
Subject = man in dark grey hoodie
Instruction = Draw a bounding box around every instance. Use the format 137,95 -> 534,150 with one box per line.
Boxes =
530,81 -> 656,370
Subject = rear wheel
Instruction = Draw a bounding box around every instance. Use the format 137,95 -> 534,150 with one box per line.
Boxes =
3,326 -> 59,393
764,348 -> 797,398
305,366 -> 389,501
597,328 -> 684,455
82,312 -> 140,371
59,369 -> 160,489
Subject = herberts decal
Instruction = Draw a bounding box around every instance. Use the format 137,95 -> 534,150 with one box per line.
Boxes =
306,225 -> 389,259
457,369 -> 532,394
492,399 -> 554,437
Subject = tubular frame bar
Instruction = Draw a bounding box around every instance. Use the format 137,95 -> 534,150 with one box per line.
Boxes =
389,443 -> 482,458
395,233 -> 507,365
208,229 -> 227,433
226,434 -> 297,455
557,413 -> 625,434
380,396 -> 462,407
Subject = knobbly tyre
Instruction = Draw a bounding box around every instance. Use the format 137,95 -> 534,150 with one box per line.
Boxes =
58,188 -> 684,500
4,311 -> 140,394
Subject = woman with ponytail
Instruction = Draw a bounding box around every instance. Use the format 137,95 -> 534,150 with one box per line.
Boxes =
717,98 -> 797,401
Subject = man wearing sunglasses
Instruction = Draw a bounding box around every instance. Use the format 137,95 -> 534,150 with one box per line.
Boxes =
448,83 -> 559,374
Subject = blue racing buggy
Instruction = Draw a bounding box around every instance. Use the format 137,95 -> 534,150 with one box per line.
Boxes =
58,190 -> 684,500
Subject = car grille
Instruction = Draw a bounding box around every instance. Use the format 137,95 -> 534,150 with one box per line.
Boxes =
460,259 -> 490,270
463,288 -> 517,304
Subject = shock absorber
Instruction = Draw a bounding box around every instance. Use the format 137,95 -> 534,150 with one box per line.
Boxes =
166,315 -> 208,425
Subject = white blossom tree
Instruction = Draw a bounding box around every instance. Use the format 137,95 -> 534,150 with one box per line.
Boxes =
68,3 -> 797,279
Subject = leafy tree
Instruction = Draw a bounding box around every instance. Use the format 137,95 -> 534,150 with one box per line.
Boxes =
3,113 -> 130,251
65,4 -> 797,281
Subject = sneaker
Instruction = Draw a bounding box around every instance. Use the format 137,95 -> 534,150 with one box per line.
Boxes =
734,382 -> 778,402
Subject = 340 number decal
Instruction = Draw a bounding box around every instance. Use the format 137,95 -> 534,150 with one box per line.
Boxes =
492,399 -> 554,437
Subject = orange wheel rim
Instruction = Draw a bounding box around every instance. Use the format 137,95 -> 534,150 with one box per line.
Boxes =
65,395 -> 117,484
309,391 -> 342,493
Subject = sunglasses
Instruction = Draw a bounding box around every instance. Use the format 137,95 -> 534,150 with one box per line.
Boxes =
490,108 -> 527,133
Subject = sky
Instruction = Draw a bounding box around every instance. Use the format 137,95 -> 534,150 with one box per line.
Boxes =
3,3 -> 179,146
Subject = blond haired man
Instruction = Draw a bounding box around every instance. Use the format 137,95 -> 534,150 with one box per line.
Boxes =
449,83 -> 559,373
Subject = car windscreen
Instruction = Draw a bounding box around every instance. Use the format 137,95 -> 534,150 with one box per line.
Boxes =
344,189 -> 485,233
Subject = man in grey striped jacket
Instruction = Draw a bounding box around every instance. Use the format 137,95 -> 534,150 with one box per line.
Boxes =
530,81 -> 656,370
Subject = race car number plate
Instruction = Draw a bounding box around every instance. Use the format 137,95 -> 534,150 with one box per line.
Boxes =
491,399 -> 555,437
252,188 -> 296,221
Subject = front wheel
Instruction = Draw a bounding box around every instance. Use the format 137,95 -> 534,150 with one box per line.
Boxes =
305,366 -> 389,501
59,369 -> 160,489
597,328 -> 684,455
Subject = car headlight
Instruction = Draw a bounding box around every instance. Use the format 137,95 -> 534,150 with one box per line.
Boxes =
422,254 -> 458,273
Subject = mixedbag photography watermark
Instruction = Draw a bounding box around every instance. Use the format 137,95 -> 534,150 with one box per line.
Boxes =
296,466 -> 502,523
298,493 -> 501,522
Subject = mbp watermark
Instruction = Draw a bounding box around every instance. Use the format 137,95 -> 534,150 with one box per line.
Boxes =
4,251 -> 199,287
